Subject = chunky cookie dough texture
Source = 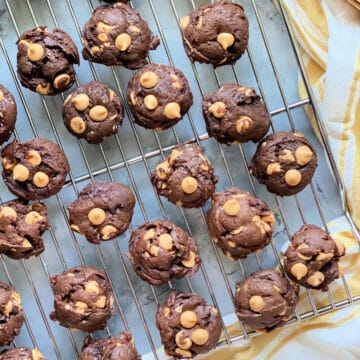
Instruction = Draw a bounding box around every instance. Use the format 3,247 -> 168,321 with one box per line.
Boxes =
16,26 -> 79,95
202,84 -> 271,144
82,3 -> 160,69
156,290 -> 222,359
249,131 -> 318,196
284,224 -> 345,291
128,220 -> 201,286
151,142 -> 218,208
50,266 -> 115,332
63,81 -> 124,144
69,181 -> 135,244
1,138 -> 70,201
0,200 -> 49,259
0,84 -> 17,146
0,282 -> 25,346
207,187 -> 275,260
0,348 -> 45,360
79,331 -> 141,360
180,1 -> 249,66
235,269 -> 299,331
127,64 -> 193,130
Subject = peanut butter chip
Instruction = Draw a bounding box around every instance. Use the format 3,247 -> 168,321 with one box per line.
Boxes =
26,150 -> 42,166
180,15 -> 190,30
223,199 -> 240,216
158,233 -> 173,250
98,33 -> 108,42
13,164 -> 30,182
149,245 -> 159,257
208,101 -> 226,118
75,301 -> 88,314
144,94 -> 158,110
175,349 -> 192,358
279,149 -> 295,162
32,349 -> 44,360
217,32 -> 235,50
85,280 -> 100,294
54,74 -> 71,89
0,206 -> 17,219
316,252 -> 334,262
128,25 -> 141,33
249,295 -> 264,312
36,83 -> 50,95
100,225 -> 118,240
140,71 -> 159,88
88,208 -> 106,225
95,296 -> 106,308
0,91 -> 3,102
169,149 -> 182,164
290,263 -> 308,280
181,251 -> 196,268
163,102 -> 181,119
285,169 -> 302,186
143,228 -> 156,241
156,161 -> 170,180
33,171 -> 49,188
115,33 -> 132,51
181,176 -> 198,194
27,43 -> 44,62
70,117 -> 86,134
175,331 -> 192,350
236,116 -> 253,134
295,145 -> 313,166
180,310 -> 197,328
24,211 -> 43,224
72,93 -> 90,111
90,46 -> 101,55
2,157 -> 15,170
307,271 -> 325,287
89,105 -> 108,122
266,162 -> 281,175
191,328 -> 209,345
96,21 -> 116,33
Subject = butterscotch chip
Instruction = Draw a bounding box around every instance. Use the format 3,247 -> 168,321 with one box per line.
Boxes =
191,329 -> 209,345
27,43 -> 44,62
32,171 -> 50,188
158,233 -> 173,250
0,206 -> 17,219
84,280 -> 100,295
72,93 -> 90,111
181,176 -> 198,194
12,164 -> 29,182
26,150 -> 42,166
35,83 -> 50,95
88,208 -> 106,225
181,251 -> 196,268
180,311 -> 197,328
284,169 -> 301,186
175,331 -> 192,350
180,15 -> 190,30
223,198 -> 240,216
266,162 -> 281,175
295,145 -> 313,165
306,271 -> 325,287
249,295 -> 264,312
217,32 -> 235,50
208,102 -> 226,118
163,102 -> 181,119
89,105 -> 108,122
115,33 -> 132,51
24,211 -> 43,224
144,94 -> 158,110
53,73 -> 71,90
70,117 -> 86,134
290,263 -> 308,280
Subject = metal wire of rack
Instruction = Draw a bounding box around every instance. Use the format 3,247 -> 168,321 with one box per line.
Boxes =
0,0 -> 359,359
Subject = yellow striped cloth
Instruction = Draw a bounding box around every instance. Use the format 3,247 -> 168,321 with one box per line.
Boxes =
200,1 -> 360,359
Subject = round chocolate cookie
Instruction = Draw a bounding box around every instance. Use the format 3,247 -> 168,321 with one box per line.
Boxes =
0,200 -> 49,259
207,187 -> 275,260
0,348 -> 45,360
69,181 -> 135,244
82,3 -> 160,69
156,290 -> 222,359
151,142 -> 218,208
179,1 -> 249,66
128,220 -> 201,286
79,331 -> 141,360
50,266 -> 115,332
63,81 -> 124,144
1,138 -> 70,201
235,269 -> 299,331
16,26 -> 79,95
202,84 -> 271,144
284,224 -> 345,291
249,131 -> 318,196
127,64 -> 193,130
0,282 -> 25,346
0,85 -> 17,146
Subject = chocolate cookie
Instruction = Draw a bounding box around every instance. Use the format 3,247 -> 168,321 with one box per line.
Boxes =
82,3 -> 160,69
0,348 -> 45,360
235,269 -> 299,331
151,143 -> 218,208
0,200 -> 49,259
156,290 -> 222,359
0,282 -> 25,346
127,64 -> 193,130
79,331 -> 141,360
50,266 -> 115,332
179,1 -> 249,66
128,220 -> 201,286
63,81 -> 124,144
1,138 -> 70,201
284,224 -> 345,291
249,131 -> 318,196
207,187 -> 275,260
0,85 -> 17,145
16,26 -> 79,95
69,181 -> 135,244
202,84 -> 271,144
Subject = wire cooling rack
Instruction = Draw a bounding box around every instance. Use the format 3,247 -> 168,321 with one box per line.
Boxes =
0,0 -> 359,359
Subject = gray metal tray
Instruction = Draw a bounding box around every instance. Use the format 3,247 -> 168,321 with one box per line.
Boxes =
0,0 -> 359,359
